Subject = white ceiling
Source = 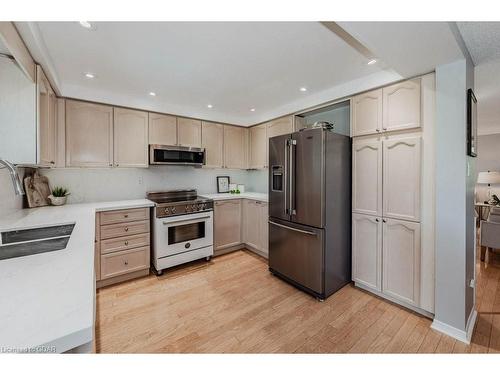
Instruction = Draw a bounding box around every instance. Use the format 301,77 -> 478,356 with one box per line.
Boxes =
17,22 -> 395,126
457,22 -> 500,135
15,21 -> 470,126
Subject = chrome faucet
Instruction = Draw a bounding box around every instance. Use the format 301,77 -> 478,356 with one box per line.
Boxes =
0,159 -> 25,195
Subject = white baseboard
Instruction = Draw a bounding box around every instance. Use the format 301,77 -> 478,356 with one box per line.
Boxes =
431,309 -> 477,344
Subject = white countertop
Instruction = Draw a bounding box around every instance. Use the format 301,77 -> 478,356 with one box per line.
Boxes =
201,192 -> 268,202
0,199 -> 154,353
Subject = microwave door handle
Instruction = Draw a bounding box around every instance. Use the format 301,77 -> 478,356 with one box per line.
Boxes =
163,215 -> 211,225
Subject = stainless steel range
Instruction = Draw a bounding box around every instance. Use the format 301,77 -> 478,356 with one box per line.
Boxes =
147,190 -> 214,275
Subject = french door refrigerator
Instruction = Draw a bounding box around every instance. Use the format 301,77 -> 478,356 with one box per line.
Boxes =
268,126 -> 351,300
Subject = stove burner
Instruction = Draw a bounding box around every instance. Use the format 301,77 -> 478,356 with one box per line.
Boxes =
147,189 -> 214,218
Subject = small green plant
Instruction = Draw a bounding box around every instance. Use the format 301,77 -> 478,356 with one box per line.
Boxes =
51,186 -> 69,197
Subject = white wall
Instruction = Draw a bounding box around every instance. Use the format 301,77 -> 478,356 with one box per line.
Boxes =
39,167 -> 251,203
0,168 -> 24,218
434,58 -> 476,339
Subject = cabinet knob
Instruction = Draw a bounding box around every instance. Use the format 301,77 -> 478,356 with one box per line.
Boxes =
50,161 -> 55,165
375,218 -> 379,222
109,163 -> 113,167
124,214 -> 129,218
116,163 -> 120,167
382,219 -> 387,223
124,227 -> 129,232
125,241 -> 129,245
124,260 -> 128,265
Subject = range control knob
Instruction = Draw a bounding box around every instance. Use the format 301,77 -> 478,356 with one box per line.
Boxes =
192,204 -> 197,211
171,207 -> 176,214
164,207 -> 170,215
185,205 -> 190,212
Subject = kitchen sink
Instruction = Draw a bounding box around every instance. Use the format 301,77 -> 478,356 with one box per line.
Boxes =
0,223 -> 75,260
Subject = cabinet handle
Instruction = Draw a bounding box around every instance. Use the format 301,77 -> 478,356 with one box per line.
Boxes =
124,260 -> 128,265
375,218 -> 379,222
124,227 -> 129,232
382,219 -> 387,223
124,214 -> 129,218
50,161 -> 55,165
125,241 -> 129,245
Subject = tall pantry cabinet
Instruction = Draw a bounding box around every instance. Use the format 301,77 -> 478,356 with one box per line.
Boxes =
351,75 -> 435,315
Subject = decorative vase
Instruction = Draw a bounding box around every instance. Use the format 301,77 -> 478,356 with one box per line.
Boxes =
48,195 -> 68,206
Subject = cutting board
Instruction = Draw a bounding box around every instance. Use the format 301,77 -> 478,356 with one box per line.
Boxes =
24,170 -> 51,208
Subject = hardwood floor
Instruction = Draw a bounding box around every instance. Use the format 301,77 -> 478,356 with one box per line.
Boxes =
95,249 -> 500,353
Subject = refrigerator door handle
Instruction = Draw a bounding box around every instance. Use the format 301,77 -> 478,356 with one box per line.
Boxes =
284,138 -> 289,215
269,220 -> 316,236
289,139 -> 297,215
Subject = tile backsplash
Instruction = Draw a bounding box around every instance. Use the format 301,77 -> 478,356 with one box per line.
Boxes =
0,168 -> 24,217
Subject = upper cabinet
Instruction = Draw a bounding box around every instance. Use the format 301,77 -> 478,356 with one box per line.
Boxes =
113,108 -> 149,168
352,79 -> 421,137
383,135 -> 421,222
202,121 -> 224,168
383,79 -> 421,132
352,89 -> 383,136
224,125 -> 248,169
249,124 -> 267,169
148,113 -> 177,146
66,100 -> 114,167
266,115 -> 294,139
177,117 -> 202,148
37,66 -> 56,166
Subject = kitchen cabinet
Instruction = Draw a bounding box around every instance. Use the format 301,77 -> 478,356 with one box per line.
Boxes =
148,113 -> 177,146
382,218 -> 421,307
259,202 -> 269,256
177,117 -> 202,148
214,199 -> 242,251
242,199 -> 261,250
249,124 -> 267,169
113,108 -> 149,168
66,100 -> 114,167
352,213 -> 382,291
202,121 -> 224,168
223,125 -> 248,169
383,79 -> 421,132
352,139 -> 382,217
266,115 -> 294,139
383,136 -> 421,222
37,65 -> 56,166
352,89 -> 383,136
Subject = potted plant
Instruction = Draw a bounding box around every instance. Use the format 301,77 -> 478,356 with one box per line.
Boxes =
48,186 -> 70,206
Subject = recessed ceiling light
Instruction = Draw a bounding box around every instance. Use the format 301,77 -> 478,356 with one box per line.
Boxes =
84,72 -> 95,79
250,108 -> 256,112
149,92 -> 156,97
79,21 -> 93,29
207,104 -> 213,109
367,59 -> 377,65
299,87 -> 307,92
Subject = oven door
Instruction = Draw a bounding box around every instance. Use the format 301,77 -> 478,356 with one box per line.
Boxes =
153,211 -> 213,259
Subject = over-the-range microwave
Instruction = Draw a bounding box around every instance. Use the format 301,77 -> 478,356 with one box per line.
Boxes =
149,144 -> 206,166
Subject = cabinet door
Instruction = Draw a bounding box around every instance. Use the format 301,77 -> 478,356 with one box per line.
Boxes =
352,89 -> 382,136
266,116 -> 294,139
201,121 -> 224,168
352,139 -> 382,216
113,108 -> 148,168
352,213 -> 382,291
249,124 -> 267,169
382,79 -> 421,132
177,117 -> 202,147
214,200 -> 242,250
259,202 -> 269,256
37,66 -> 56,166
383,136 -> 421,221
148,113 -> 177,145
382,218 -> 421,306
224,125 -> 248,169
66,100 -> 114,167
242,200 -> 261,250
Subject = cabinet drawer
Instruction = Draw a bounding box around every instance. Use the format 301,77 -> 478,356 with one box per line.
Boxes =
100,246 -> 150,280
100,208 -> 149,225
100,220 -> 149,239
101,232 -> 150,254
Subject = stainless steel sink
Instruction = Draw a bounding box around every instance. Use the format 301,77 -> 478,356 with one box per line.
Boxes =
0,223 -> 75,260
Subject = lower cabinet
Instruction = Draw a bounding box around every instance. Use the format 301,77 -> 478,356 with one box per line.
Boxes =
352,213 -> 421,309
214,200 -> 242,252
95,207 -> 151,288
214,199 -> 268,258
242,199 -> 269,257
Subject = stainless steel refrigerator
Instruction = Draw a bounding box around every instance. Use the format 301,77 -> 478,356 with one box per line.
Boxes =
268,126 -> 351,300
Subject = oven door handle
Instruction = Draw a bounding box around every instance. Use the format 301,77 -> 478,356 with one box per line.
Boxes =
162,215 -> 211,225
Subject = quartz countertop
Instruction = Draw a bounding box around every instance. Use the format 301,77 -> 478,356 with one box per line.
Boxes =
0,199 -> 154,353
201,192 -> 268,202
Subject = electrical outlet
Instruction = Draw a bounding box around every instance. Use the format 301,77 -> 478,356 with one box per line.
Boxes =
469,279 -> 475,288
138,176 -> 143,185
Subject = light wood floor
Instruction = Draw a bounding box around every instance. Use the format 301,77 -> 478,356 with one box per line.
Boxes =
95,249 -> 500,353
